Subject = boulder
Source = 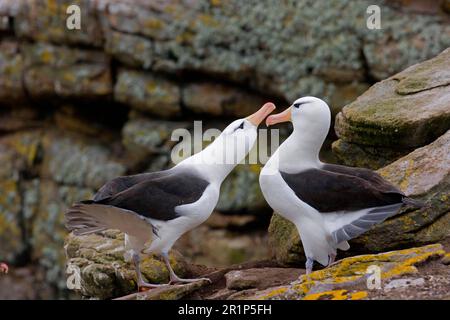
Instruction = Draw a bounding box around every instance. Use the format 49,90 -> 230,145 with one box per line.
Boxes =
114,69 -> 181,118
269,130 -> 450,265
333,48 -> 450,168
65,230 -> 188,299
239,244 -> 445,300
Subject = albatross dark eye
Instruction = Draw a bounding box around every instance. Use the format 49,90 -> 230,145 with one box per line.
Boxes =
233,122 -> 244,132
293,103 -> 302,109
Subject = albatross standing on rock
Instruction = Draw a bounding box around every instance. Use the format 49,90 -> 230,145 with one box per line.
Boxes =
260,97 -> 423,274
66,103 -> 275,289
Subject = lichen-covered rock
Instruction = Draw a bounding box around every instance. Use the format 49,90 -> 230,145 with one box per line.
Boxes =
104,30 -> 153,69
182,83 -> 266,117
65,230 -> 188,299
97,0 -> 450,103
332,139 -> 412,170
0,177 -> 23,262
14,0 -> 103,47
4,0 -> 447,105
22,43 -> 112,99
114,69 -> 181,118
269,130 -> 450,265
40,131 -> 126,189
122,117 -> 189,154
0,40 -> 25,102
241,244 -> 444,300
0,131 -> 43,263
334,48 -> 450,167
377,130 -> 450,197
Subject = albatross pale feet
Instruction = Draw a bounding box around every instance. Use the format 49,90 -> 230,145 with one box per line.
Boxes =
305,258 -> 314,275
162,252 -> 211,285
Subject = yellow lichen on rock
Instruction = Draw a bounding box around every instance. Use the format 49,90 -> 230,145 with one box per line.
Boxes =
254,244 -> 444,300
303,289 -> 368,300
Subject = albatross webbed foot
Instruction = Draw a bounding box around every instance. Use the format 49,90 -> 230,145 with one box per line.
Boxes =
0,263 -> 8,274
162,252 -> 211,285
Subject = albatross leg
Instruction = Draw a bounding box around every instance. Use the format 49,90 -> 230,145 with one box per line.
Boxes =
132,253 -> 168,289
161,252 -> 211,284
305,258 -> 314,275
328,253 -> 336,266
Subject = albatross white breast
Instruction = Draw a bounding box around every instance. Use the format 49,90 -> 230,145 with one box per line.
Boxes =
66,102 -> 276,289
260,97 -> 423,274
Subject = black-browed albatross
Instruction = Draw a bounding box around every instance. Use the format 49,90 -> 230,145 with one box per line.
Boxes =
66,103 -> 275,289
260,97 -> 423,274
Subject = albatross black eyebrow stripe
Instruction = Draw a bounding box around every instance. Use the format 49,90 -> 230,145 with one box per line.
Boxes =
233,121 -> 244,132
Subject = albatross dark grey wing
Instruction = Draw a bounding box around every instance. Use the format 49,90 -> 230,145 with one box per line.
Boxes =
66,170 -> 209,239
92,171 -> 209,221
280,165 -> 424,244
93,171 -> 171,201
280,168 -> 405,213
321,163 -> 403,194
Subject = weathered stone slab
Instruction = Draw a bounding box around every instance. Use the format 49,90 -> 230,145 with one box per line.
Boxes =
335,48 -> 450,149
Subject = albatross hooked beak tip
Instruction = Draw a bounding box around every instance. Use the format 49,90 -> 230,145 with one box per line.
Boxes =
265,107 -> 292,126
247,102 -> 276,126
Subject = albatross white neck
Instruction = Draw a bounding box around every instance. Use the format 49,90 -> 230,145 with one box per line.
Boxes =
176,133 -> 252,185
272,106 -> 331,173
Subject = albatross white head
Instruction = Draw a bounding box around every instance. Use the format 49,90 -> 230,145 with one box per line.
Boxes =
265,97 -> 331,172
181,102 -> 276,183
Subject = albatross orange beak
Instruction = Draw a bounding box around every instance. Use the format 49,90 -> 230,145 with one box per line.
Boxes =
247,102 -> 276,126
265,107 -> 291,126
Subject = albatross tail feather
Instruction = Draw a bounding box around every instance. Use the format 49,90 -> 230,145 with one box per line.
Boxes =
65,202 -> 156,243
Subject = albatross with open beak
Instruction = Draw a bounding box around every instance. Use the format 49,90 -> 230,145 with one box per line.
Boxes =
66,103 -> 275,289
260,97 -> 423,274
